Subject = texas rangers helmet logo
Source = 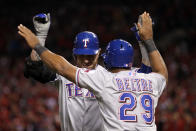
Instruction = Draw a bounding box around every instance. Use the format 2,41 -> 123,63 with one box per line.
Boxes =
83,38 -> 89,48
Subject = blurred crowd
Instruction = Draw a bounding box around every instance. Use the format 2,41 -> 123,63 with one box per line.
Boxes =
0,0 -> 195,131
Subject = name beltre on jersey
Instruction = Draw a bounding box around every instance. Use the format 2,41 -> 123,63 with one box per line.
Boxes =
116,77 -> 153,93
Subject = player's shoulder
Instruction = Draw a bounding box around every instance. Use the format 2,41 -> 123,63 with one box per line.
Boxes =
135,70 -> 166,81
78,65 -> 110,78
95,64 -> 107,71
81,65 -> 107,73
96,65 -> 111,76
128,68 -> 165,79
146,72 -> 166,80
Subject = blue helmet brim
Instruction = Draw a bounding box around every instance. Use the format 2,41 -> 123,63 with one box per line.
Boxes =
73,48 -> 99,55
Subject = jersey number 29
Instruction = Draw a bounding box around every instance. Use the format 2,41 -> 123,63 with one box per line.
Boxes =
119,93 -> 154,124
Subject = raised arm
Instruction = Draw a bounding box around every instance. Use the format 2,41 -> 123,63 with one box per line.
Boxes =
131,16 -> 151,67
18,24 -> 77,83
31,13 -> 51,61
131,16 -> 152,73
23,13 -> 57,83
138,12 -> 168,83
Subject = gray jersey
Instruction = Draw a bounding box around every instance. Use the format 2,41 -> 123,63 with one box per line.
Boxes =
55,65 -> 104,131
76,67 -> 166,131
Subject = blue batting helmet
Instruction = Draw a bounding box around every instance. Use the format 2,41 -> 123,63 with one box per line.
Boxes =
102,39 -> 134,69
73,31 -> 99,55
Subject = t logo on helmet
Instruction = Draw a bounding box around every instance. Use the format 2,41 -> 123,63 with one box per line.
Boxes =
83,38 -> 89,48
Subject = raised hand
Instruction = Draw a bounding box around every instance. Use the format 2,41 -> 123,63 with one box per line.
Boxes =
137,12 -> 153,41
18,24 -> 39,49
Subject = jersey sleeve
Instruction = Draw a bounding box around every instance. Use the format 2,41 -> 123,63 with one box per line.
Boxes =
75,68 -> 105,94
146,72 -> 166,96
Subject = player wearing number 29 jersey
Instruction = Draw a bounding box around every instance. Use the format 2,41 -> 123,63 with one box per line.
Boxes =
54,32 -> 152,131
74,37 -> 167,130
76,66 -> 166,131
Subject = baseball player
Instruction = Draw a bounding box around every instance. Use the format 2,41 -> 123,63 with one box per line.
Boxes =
25,13 -> 104,131
18,12 -> 164,131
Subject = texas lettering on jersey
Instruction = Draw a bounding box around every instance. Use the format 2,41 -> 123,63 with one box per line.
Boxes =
66,83 -> 95,98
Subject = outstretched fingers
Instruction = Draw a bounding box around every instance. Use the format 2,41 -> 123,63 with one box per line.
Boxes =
18,30 -> 26,38
18,24 -> 26,37
137,11 -> 153,40
142,12 -> 147,24
137,22 -> 142,31
18,24 -> 32,36
17,24 -> 40,49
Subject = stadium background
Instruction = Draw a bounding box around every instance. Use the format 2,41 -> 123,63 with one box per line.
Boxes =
0,0 -> 195,130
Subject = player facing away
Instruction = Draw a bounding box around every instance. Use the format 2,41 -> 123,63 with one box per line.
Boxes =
18,12 -> 167,131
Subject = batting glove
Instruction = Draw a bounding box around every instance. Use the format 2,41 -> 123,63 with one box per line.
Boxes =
33,13 -> 51,46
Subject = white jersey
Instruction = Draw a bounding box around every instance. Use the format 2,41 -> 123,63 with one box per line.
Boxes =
54,65 -> 104,131
76,67 -> 166,131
